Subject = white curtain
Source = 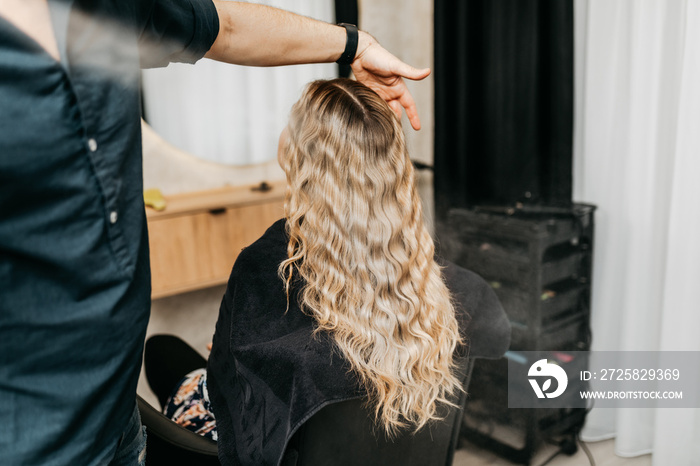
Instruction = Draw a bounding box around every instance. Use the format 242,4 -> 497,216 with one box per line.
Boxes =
142,0 -> 336,166
574,0 -> 700,464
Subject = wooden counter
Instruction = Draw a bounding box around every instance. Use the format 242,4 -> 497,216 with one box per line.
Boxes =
146,181 -> 285,299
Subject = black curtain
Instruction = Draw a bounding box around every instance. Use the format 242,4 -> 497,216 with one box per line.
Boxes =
434,0 -> 574,215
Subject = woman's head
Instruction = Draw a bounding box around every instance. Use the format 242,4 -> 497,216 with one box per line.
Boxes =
279,79 -> 412,216
279,79 -> 462,435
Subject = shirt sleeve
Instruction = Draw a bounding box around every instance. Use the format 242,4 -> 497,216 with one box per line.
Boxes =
138,0 -> 220,68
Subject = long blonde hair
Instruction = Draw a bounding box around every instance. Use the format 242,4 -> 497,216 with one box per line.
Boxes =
279,79 -> 463,435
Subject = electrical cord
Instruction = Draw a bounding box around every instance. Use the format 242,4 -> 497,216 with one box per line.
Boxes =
577,434 -> 596,466
536,434 -> 596,466
537,407 -> 597,466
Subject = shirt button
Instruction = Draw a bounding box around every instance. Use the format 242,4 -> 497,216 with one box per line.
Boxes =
110,211 -> 118,224
88,138 -> 98,152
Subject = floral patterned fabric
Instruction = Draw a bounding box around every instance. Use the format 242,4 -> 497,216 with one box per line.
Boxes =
163,369 -> 218,441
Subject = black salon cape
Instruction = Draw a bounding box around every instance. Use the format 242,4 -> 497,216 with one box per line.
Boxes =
207,219 -> 511,466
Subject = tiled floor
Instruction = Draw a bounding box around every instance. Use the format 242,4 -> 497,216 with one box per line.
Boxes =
454,438 -> 651,466
139,288 -> 653,466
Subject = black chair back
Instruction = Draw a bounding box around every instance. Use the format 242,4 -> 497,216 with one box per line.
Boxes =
284,358 -> 473,466
140,335 -> 473,466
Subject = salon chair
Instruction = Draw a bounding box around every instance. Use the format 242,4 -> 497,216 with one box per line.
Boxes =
138,335 -> 219,465
139,334 -> 475,466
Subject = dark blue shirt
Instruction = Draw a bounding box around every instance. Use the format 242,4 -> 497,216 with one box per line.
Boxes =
0,1 -> 218,464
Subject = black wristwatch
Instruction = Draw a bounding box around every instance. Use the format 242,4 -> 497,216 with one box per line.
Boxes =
336,23 -> 359,66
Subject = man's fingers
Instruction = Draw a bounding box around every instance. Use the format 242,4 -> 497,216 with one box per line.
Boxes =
406,107 -> 421,131
398,87 -> 421,131
388,99 -> 421,131
354,50 -> 427,130
388,100 -> 403,119
395,63 -> 431,81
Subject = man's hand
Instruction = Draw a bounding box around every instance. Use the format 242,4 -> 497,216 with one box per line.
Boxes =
207,2 -> 430,130
351,32 -> 431,131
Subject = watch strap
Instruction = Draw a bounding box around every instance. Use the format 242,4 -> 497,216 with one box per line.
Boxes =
336,23 -> 359,66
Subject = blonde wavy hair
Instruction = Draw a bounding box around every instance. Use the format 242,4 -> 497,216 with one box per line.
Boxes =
279,79 -> 463,436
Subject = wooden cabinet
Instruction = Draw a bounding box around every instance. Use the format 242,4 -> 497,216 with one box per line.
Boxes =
146,182 -> 285,299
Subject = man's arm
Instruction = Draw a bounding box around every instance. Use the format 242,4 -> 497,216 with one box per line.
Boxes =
204,1 -> 430,130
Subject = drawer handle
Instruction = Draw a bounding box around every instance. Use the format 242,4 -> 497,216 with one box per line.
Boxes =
209,208 -> 226,215
251,181 -> 272,192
